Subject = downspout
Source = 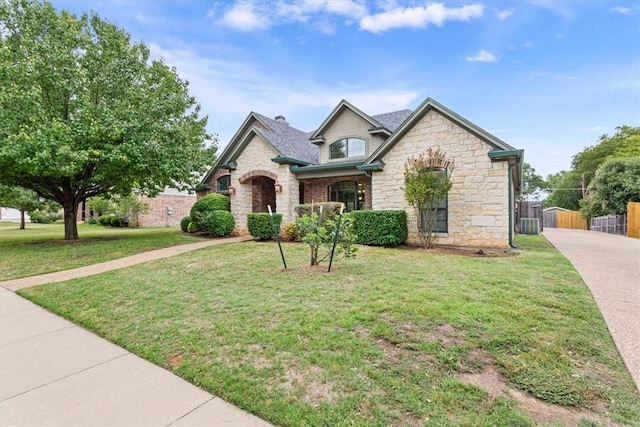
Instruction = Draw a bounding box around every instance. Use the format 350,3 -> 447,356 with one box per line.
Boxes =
508,161 -> 518,249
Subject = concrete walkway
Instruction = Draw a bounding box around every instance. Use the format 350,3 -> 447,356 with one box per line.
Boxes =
2,236 -> 253,291
543,228 -> 640,392
0,236 -> 273,426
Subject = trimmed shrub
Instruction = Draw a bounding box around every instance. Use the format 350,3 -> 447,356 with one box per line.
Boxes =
187,221 -> 199,233
30,212 -> 61,224
29,212 -> 43,223
191,194 -> 230,218
199,210 -> 235,236
98,214 -> 115,226
110,215 -> 126,227
87,216 -> 98,225
350,210 -> 407,247
283,222 -> 299,241
248,213 -> 282,240
180,216 -> 191,233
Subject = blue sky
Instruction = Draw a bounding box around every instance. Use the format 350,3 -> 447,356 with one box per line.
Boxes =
51,0 -> 639,178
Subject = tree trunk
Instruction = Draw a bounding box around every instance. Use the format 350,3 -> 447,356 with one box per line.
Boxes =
63,200 -> 80,240
20,209 -> 26,230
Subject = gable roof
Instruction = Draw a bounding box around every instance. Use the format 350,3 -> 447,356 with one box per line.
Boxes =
251,113 -> 317,164
202,112 -> 318,184
308,100 -> 412,143
365,97 -> 518,165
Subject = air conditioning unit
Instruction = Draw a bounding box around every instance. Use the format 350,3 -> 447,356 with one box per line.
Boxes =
520,218 -> 540,235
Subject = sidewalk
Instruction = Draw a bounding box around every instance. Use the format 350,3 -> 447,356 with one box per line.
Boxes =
543,228 -> 640,392
1,236 -> 274,426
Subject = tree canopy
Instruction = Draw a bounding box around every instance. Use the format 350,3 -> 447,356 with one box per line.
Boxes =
0,184 -> 41,229
520,162 -> 547,201
0,0 -> 214,239
544,126 -> 640,212
580,157 -> 640,217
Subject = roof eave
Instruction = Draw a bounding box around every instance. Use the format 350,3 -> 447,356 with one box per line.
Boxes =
488,149 -> 524,162
356,161 -> 385,171
366,98 -> 518,165
290,160 -> 364,174
271,156 -> 311,166
368,127 -> 391,137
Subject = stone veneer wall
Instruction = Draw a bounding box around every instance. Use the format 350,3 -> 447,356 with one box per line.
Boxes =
372,110 -> 511,248
301,175 -> 372,210
230,134 -> 299,231
138,194 -> 196,227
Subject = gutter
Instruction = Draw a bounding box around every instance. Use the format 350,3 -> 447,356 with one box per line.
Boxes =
508,162 -> 517,249
488,149 -> 523,249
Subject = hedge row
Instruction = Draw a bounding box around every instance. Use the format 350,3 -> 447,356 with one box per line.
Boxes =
248,213 -> 282,240
349,210 -> 407,247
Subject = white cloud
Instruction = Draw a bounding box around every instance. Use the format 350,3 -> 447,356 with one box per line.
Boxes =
610,6 -> 631,15
277,0 -> 368,21
218,2 -> 271,31
466,49 -> 497,63
147,44 -> 418,145
359,3 -> 483,33
497,8 -> 515,20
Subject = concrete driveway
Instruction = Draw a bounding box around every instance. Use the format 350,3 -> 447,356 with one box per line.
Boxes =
543,228 -> 639,392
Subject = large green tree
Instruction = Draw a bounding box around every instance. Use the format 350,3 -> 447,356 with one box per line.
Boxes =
544,170 -> 583,210
544,126 -> 640,211
572,126 -> 640,185
520,162 -> 547,201
0,1 -> 214,239
580,157 -> 640,217
0,184 -> 42,229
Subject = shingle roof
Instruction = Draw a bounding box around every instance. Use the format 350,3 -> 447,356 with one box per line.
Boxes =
371,109 -> 413,132
246,107 -> 412,166
252,113 -> 319,164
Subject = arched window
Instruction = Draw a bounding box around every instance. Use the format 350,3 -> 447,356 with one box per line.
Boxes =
217,175 -> 230,192
328,181 -> 364,211
329,137 -> 366,160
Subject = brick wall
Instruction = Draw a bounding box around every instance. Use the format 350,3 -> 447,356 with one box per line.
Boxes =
137,194 -> 196,227
301,175 -> 372,210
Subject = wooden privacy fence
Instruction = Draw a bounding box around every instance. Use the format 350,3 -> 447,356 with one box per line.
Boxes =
629,202 -> 640,238
517,201 -> 543,233
556,210 -> 588,230
588,202 -> 640,238
590,214 -> 626,236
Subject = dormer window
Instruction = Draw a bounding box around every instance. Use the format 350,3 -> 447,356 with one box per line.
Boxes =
329,137 -> 366,160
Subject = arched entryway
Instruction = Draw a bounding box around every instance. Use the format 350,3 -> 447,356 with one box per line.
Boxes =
238,170 -> 277,213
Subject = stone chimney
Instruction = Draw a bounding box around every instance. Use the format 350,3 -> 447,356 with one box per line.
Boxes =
275,115 -> 288,125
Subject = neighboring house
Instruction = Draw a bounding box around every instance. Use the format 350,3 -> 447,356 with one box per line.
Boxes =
200,97 -> 523,248
0,207 -> 30,222
137,188 -> 196,228
80,188 -> 196,227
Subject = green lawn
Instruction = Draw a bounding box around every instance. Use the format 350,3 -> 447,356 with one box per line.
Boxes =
17,236 -> 640,426
0,222 -> 205,280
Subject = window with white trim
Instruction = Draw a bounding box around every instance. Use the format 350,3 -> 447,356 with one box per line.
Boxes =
329,137 -> 366,160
